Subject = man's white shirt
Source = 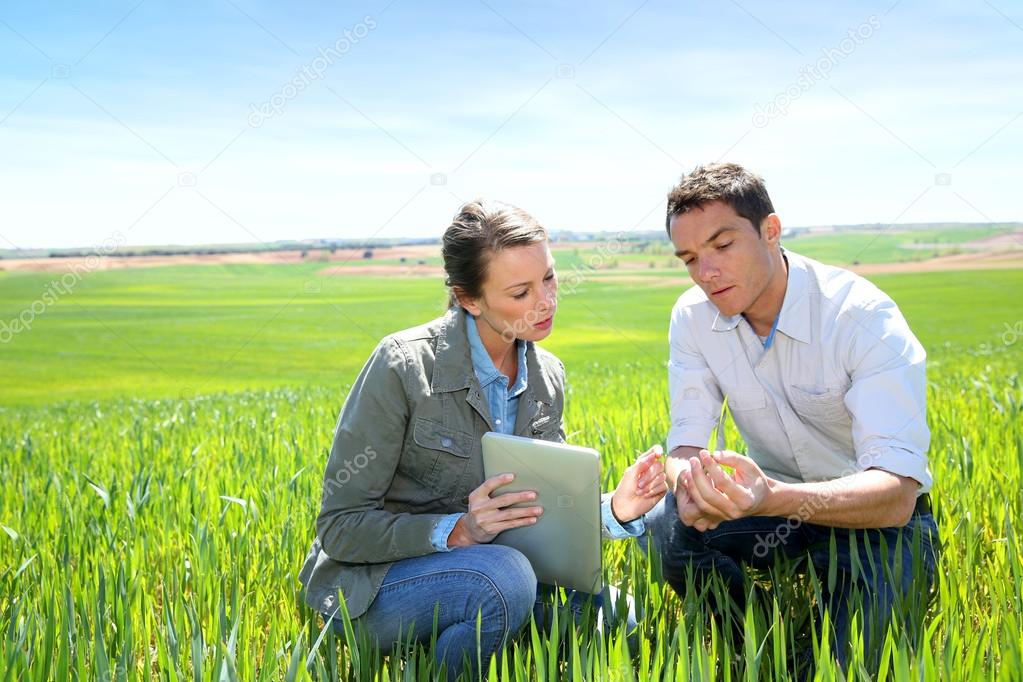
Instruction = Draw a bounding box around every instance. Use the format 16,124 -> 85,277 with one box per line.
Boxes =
667,250 -> 932,493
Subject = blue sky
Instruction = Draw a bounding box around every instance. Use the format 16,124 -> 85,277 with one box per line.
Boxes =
1,0 -> 1021,249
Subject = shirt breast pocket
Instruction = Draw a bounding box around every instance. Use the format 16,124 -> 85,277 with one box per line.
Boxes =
788,384 -> 850,422
408,418 -> 473,493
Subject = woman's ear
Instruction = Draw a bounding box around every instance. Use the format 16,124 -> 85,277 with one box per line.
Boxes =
452,287 -> 482,316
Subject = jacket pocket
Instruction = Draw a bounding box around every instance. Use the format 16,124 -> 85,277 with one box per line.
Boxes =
408,418 -> 473,491
413,418 -> 473,457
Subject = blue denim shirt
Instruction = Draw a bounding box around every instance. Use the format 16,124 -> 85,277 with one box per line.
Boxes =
430,310 -> 643,550
465,310 -> 530,435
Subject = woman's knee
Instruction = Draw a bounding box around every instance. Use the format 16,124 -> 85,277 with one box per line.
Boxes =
466,545 -> 537,632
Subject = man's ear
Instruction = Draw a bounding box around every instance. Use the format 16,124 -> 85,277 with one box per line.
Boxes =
452,287 -> 482,316
761,213 -> 782,244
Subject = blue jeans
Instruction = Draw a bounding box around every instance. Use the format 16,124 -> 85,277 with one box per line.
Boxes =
322,544 -> 628,680
646,491 -> 939,670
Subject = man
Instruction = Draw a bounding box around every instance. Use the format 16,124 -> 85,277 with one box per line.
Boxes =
646,163 -> 939,670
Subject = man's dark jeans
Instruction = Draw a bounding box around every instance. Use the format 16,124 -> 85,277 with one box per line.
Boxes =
646,491 -> 940,670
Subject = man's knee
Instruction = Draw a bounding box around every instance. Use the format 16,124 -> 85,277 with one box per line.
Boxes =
645,495 -> 672,552
648,493 -> 684,556
648,493 -> 708,562
646,493 -> 718,597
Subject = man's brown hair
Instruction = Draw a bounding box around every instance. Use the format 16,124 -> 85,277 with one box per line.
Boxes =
665,163 -> 775,236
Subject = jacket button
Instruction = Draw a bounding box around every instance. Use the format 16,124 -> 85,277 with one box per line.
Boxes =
441,437 -> 453,448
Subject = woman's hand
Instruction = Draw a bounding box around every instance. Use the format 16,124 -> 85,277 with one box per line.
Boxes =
447,473 -> 543,547
610,445 -> 667,523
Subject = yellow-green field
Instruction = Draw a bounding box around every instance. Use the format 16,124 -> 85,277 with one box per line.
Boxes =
0,260 -> 1021,679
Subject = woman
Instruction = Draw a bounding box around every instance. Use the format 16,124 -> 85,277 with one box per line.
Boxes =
299,199 -> 666,679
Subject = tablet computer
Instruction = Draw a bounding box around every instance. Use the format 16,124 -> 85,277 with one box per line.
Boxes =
481,432 -> 603,594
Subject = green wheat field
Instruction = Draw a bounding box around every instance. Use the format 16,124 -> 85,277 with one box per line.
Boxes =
1,245 -> 1021,679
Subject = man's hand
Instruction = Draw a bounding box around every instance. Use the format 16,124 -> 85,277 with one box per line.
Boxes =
675,449 -> 775,531
447,473 -> 543,547
610,445 -> 668,523
667,447 -> 708,529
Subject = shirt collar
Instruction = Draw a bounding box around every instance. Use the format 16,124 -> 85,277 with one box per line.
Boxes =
710,251 -> 812,345
465,310 -> 529,395
774,252 -> 812,344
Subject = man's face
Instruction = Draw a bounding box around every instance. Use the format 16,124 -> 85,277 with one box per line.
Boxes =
669,200 -> 779,318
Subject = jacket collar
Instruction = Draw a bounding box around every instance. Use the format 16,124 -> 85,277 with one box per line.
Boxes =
431,307 -> 556,405
431,307 -> 475,393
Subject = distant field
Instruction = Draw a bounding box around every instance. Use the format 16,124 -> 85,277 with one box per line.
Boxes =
780,225 -> 1019,264
0,261 -> 1020,406
2,225 -> 1020,280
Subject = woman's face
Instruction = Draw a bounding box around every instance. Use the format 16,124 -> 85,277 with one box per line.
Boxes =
461,241 -> 558,344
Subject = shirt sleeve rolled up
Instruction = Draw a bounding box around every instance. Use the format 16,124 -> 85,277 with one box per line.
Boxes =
842,298 -> 933,492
